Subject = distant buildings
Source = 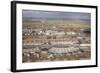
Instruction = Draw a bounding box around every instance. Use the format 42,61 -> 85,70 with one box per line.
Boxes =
22,20 -> 91,62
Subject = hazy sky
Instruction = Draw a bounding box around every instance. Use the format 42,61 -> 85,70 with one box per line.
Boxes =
22,10 -> 91,21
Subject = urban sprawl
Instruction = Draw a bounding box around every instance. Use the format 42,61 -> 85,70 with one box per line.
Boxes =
22,20 -> 91,63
